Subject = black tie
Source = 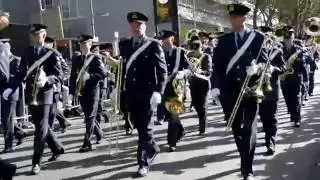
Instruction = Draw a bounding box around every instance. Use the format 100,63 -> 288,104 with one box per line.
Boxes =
237,33 -> 243,48
133,41 -> 140,49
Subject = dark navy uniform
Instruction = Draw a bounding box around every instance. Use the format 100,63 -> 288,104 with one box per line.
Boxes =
96,54 -> 108,128
213,4 -> 267,177
69,51 -> 107,151
188,51 -> 212,135
163,46 -> 189,149
308,51 -> 318,96
280,44 -> 308,125
120,35 -> 167,169
9,44 -> 65,167
44,39 -> 71,133
259,43 -> 286,155
1,55 -> 26,153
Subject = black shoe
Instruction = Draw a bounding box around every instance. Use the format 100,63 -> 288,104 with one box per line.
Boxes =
48,148 -> 64,162
199,132 -> 205,137
155,119 -> 164,125
137,166 -> 149,177
168,146 -> 176,152
30,164 -> 40,175
16,138 -> 24,146
266,147 -> 275,156
79,145 -> 92,153
126,129 -> 133,136
243,174 -> 254,180
1,148 -> 13,154
96,137 -> 102,144
294,122 -> 301,128
61,127 -> 67,133
309,93 -> 314,96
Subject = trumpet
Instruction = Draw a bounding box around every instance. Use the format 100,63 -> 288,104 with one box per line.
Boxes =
30,66 -> 44,106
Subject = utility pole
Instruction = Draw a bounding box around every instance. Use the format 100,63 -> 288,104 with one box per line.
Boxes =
90,0 -> 96,37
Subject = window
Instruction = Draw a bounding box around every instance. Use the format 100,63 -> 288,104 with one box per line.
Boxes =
40,0 -> 56,9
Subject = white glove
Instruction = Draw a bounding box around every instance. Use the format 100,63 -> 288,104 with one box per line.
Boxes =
150,92 -> 162,105
211,88 -> 220,97
68,95 -> 73,105
2,88 -> 12,101
36,69 -> 48,88
246,62 -> 259,76
175,71 -> 185,79
83,72 -> 90,82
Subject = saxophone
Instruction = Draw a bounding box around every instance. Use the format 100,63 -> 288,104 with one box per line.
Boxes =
280,49 -> 302,80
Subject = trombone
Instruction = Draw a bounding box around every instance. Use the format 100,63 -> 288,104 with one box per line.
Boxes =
107,32 -> 122,156
226,37 -> 269,133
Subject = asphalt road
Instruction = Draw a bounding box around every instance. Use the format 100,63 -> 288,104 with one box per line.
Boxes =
1,64 -> 320,180
1,86 -> 320,180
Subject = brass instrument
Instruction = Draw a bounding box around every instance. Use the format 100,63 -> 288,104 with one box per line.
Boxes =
303,17 -> 320,37
186,29 -> 200,40
106,32 -> 122,156
187,51 -> 203,73
75,58 -> 91,96
251,33 -> 276,99
30,66 -> 45,106
0,12 -> 9,31
226,36 -> 267,133
165,72 -> 187,115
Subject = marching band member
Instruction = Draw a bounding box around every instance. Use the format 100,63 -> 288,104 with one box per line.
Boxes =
199,31 -> 214,58
2,24 -> 65,175
69,34 -> 107,152
309,50 -> 318,96
213,4 -> 267,180
280,26 -> 308,127
44,36 -> 71,134
257,26 -> 286,156
91,42 -> 108,137
119,12 -> 167,177
158,30 -> 189,151
0,38 -> 26,153
187,35 -> 212,136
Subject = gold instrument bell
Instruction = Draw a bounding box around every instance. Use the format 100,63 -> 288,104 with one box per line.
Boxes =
165,73 -> 186,115
303,17 -> 320,37
0,12 -> 9,31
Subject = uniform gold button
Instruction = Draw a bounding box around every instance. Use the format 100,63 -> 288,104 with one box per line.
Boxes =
237,66 -> 240,69
133,78 -> 136,82
133,68 -> 136,71
237,78 -> 241,81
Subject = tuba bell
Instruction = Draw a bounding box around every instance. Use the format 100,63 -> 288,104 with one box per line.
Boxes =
0,12 -> 9,31
303,17 -> 320,37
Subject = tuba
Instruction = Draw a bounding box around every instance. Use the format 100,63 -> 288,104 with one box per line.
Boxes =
0,12 -> 9,31
303,17 -> 320,37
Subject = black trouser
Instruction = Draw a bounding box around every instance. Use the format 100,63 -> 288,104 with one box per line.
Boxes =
1,99 -> 25,150
97,87 -> 107,124
229,97 -> 258,177
79,92 -> 103,147
0,158 -> 16,180
129,103 -> 159,168
280,79 -> 302,122
49,94 -> 67,129
308,72 -> 315,95
259,98 -> 278,150
29,104 -> 63,165
189,78 -> 209,134
167,112 -> 184,147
